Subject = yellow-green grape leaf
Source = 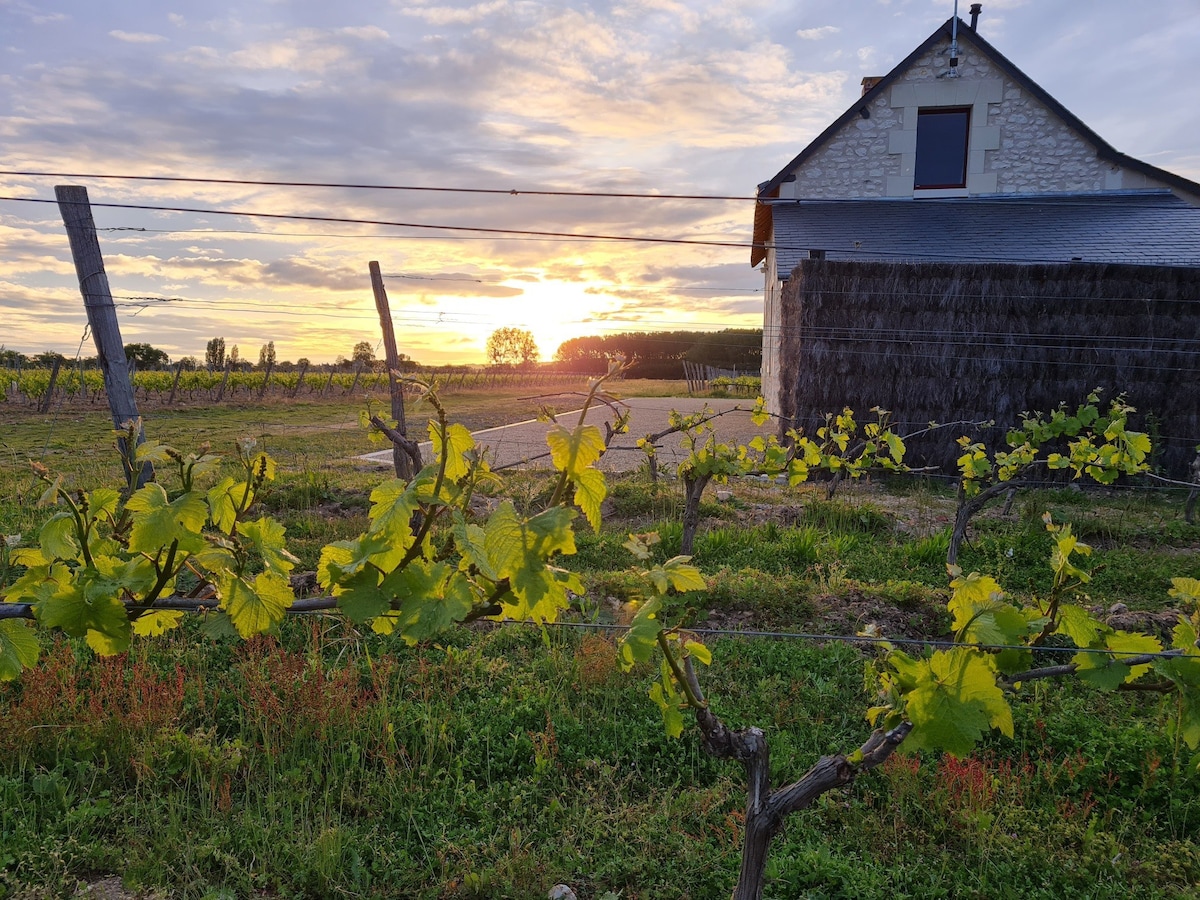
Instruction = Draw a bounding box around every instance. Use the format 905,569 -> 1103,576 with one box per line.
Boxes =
429,422 -> 476,482
126,485 -> 208,555
385,561 -> 476,644
546,423 -> 606,477
884,431 -> 906,463
132,610 -> 185,637
485,503 -> 580,622
333,568 -> 389,624
366,479 -> 421,564
1073,631 -> 1162,690
661,556 -> 707,593
0,620 -> 40,680
88,488 -> 122,521
903,649 -> 1013,757
220,570 -> 295,638
947,571 -> 1026,646
34,572 -> 132,655
684,639 -> 712,666
618,596 -> 663,672
317,541 -> 356,589
207,477 -> 239,534
1169,577 -> 1200,606
1054,604 -> 1108,648
1157,625 -> 1200,748
239,517 -> 299,576
649,680 -> 685,738
572,467 -> 607,532
454,518 -> 500,581
38,513 -> 81,562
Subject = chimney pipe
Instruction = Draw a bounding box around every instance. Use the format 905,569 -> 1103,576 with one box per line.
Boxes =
969,3 -> 981,30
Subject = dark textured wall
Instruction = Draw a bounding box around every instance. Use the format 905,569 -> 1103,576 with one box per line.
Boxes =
778,260 -> 1200,478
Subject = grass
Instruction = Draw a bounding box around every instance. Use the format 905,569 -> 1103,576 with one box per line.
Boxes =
2,392 -> 1200,898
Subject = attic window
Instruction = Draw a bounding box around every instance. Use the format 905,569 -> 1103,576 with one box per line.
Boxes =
914,107 -> 970,190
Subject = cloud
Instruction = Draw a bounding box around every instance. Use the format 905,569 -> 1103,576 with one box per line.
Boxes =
796,26 -> 840,40
109,30 -> 167,44
395,0 -> 510,27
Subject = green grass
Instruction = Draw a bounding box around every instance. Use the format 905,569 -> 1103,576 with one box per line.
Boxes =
2,626 -> 1197,899
3,395 -> 1200,898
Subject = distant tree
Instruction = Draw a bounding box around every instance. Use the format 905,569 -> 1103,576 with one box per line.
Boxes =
0,347 -> 28,367
351,341 -> 375,367
257,342 -> 277,370
555,335 -> 607,364
124,343 -> 170,368
205,337 -> 226,371
34,351 -> 66,368
297,357 -> 311,368
177,356 -> 199,371
487,327 -> 539,368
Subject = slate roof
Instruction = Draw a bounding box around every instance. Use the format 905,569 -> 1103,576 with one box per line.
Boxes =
769,192 -> 1200,278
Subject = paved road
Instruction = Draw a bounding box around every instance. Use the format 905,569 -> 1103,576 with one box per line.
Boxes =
360,397 -> 769,474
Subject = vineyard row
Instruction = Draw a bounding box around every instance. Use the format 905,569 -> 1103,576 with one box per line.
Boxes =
0,365 -> 602,408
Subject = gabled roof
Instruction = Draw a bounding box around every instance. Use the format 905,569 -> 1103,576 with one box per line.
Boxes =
750,17 -> 1200,267
769,192 -> 1200,275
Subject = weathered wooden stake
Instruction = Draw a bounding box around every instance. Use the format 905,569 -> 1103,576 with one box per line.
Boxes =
291,361 -> 308,399
55,185 -> 152,486
258,360 -> 274,399
168,363 -> 183,405
369,261 -> 417,479
38,357 -> 62,414
216,360 -> 233,402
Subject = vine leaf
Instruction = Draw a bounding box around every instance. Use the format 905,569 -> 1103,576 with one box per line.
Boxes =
572,467 -> 607,532
947,570 -> 1026,646
0,621 -> 40,681
385,560 -> 475,644
132,611 -> 185,637
484,503 -> 580,622
239,517 -> 299,576
546,423 -> 606,476
430,422 -> 475,482
902,648 -> 1013,757
39,513 -> 81,562
34,572 -> 131,655
126,486 -> 208,555
649,678 -> 685,738
1054,603 -> 1108,647
618,596 -> 664,671
333,568 -> 390,625
1073,631 -> 1162,690
220,570 -> 295,638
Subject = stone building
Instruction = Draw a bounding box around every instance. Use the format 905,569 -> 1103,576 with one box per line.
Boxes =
753,12 -> 1200,475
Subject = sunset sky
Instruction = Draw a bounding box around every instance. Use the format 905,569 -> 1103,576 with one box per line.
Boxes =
2,0 -> 1198,366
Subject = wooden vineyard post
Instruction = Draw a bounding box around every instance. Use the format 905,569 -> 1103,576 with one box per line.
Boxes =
168,363 -> 183,405
369,261 -> 417,479
55,185 -> 152,486
291,361 -> 308,399
216,360 -> 233,402
258,359 -> 274,399
38,357 -> 61,414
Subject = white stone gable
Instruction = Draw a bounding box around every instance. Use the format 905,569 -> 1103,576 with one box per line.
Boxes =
778,32 -> 1174,201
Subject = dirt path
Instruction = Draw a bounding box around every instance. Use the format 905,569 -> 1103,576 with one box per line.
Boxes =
359,397 -> 767,474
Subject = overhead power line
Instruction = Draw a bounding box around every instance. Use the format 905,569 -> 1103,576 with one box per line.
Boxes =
0,170 -> 754,201
0,194 -> 755,250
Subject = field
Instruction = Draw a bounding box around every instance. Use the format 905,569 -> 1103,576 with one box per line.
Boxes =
2,381 -> 1200,899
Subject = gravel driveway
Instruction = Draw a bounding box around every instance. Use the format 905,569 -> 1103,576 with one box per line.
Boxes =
360,397 -> 770,474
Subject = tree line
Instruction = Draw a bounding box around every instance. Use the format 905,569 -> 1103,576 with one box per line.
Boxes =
552,328 -> 762,377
